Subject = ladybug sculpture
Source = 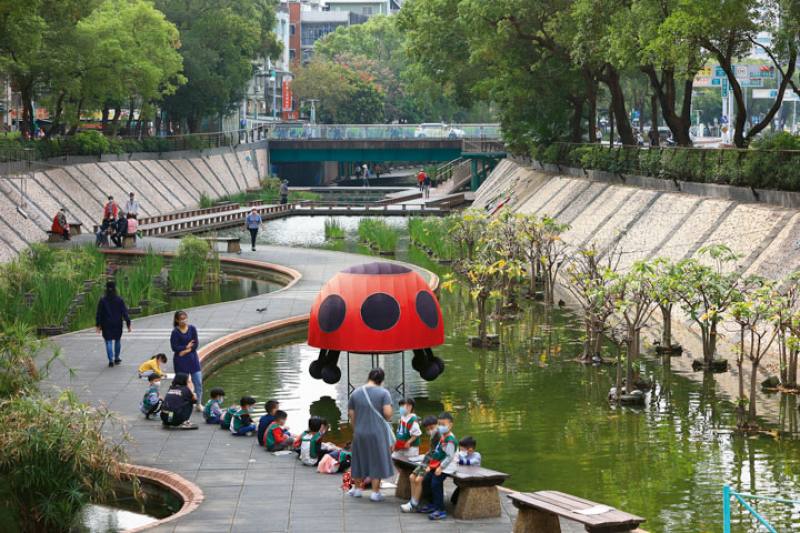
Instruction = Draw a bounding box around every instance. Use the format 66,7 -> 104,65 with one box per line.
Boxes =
307,262 -> 445,384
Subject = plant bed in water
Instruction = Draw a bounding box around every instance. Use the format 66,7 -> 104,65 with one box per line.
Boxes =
692,358 -> 729,373
655,343 -> 683,356
37,325 -> 66,336
128,306 -> 143,315
469,334 -> 500,348
169,290 -> 195,297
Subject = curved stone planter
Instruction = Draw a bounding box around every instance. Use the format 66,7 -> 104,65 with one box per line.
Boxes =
119,463 -> 204,533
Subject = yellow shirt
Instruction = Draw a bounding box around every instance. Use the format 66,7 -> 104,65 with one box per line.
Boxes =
138,359 -> 164,376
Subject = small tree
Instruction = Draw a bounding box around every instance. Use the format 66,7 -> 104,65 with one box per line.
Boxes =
516,213 -> 542,294
538,216 -> 570,305
609,261 -> 658,393
729,278 -> 780,429
649,258 -> 683,350
676,245 -> 741,368
565,245 -> 618,360
777,272 -> 800,390
449,210 -> 488,261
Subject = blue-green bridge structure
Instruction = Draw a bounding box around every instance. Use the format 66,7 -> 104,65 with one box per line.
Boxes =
266,124 -> 505,190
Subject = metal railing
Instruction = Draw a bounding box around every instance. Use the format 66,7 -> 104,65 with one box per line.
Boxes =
265,123 -> 501,141
722,485 -> 800,533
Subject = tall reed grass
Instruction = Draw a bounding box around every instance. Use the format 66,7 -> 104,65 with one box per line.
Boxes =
324,218 -> 345,240
357,219 -> 398,254
408,217 -> 455,260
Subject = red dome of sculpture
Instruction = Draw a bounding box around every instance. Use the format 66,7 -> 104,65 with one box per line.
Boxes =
307,262 -> 444,353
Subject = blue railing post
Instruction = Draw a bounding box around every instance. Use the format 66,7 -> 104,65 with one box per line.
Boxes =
722,485 -> 731,533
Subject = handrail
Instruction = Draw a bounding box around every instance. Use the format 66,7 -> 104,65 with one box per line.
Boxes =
722,485 -> 799,533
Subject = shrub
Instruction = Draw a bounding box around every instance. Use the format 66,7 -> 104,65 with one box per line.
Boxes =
0,391 -> 133,533
68,131 -> 110,156
199,192 -> 214,208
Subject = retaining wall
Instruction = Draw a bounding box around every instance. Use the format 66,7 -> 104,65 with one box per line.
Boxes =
0,144 -> 267,262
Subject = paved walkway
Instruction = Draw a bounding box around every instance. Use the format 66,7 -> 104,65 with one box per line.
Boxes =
40,237 -> 523,533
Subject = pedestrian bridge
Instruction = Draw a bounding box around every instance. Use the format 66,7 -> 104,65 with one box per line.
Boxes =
265,124 -> 504,163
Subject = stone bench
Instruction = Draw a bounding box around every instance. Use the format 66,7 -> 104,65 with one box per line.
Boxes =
68,222 -> 83,235
201,236 -> 241,253
392,455 -> 509,519
122,234 -> 137,249
508,491 -> 645,533
46,230 -> 66,243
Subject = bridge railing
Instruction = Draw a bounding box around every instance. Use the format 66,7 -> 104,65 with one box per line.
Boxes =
267,123 -> 501,141
722,485 -> 800,533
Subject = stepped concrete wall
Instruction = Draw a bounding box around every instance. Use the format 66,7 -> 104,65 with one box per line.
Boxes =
0,144 -> 267,262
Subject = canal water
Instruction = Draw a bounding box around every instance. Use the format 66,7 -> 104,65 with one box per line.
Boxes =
207,216 -> 800,532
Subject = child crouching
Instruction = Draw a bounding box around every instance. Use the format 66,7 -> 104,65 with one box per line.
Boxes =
139,374 -> 162,419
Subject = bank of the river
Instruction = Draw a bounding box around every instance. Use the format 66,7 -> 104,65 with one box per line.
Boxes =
206,216 -> 800,533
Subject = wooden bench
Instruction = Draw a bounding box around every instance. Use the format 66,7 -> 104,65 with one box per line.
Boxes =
508,491 -> 645,533
392,455 -> 510,520
201,236 -> 241,253
46,230 -> 66,243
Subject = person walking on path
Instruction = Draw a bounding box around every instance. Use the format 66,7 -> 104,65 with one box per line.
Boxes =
347,367 -> 395,502
423,173 -> 432,199
170,310 -> 203,409
103,195 -> 119,220
124,192 -> 140,217
279,180 -> 289,205
51,208 -> 70,240
362,164 -> 370,187
245,208 -> 262,251
95,280 -> 131,368
417,169 -> 426,192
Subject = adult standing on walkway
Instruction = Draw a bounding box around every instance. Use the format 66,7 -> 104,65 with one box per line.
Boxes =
417,169 -> 426,192
245,208 -> 262,251
124,192 -> 140,218
362,164 -> 370,187
279,180 -> 289,205
347,367 -> 395,501
423,173 -> 432,199
103,195 -> 119,220
170,310 -> 203,409
95,280 -> 131,368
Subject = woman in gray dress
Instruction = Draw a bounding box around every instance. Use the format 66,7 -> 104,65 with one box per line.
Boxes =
347,367 -> 395,501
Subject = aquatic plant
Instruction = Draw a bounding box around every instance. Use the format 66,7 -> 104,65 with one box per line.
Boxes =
324,218 -> 345,240
408,217 -> 455,261
357,219 -> 397,254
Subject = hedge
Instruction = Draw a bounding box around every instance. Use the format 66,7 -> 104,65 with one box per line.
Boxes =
538,140 -> 800,192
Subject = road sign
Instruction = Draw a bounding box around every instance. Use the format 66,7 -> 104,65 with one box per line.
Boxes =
738,79 -> 763,88
694,76 -> 714,87
752,89 -> 799,101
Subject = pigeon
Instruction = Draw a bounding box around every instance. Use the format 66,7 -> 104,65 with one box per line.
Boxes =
256,307 -> 267,313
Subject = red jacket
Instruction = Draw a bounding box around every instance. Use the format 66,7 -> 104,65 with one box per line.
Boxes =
103,201 -> 119,220
51,213 -> 67,234
417,171 -> 426,184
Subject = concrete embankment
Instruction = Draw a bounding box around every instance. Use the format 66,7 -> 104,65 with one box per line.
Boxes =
0,143 -> 269,262
474,159 -> 800,400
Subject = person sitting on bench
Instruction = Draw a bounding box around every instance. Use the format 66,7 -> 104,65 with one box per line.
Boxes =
126,213 -> 138,242
111,211 -> 127,247
51,208 -> 70,241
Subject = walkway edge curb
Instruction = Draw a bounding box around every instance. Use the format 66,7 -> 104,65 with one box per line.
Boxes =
120,463 -> 204,533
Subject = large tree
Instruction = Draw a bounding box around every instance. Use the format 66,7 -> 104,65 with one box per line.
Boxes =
156,0 -> 280,132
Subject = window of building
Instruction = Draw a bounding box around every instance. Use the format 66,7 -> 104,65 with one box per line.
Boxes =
289,49 -> 296,60
301,23 -> 343,46
363,7 -> 373,15
290,23 -> 296,35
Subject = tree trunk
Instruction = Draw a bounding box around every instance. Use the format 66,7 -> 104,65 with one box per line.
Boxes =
736,329 -> 747,428
101,102 -> 110,132
626,329 -> 635,394
602,65 -> 636,146
585,75 -> 598,143
110,106 -> 122,136
789,347 -> 798,389
642,65 -> 693,146
660,305 -> 672,347
67,98 -> 83,136
125,97 -> 135,135
569,97 -> 584,143
748,360 -> 760,426
19,80 -> 35,138
650,92 -> 659,144
46,90 -> 66,138
744,47 -> 797,145
477,296 -> 487,343
608,104 -> 615,147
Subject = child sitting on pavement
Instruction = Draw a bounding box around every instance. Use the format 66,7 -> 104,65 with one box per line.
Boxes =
393,397 -> 422,458
257,399 -> 280,446
399,415 -> 439,513
264,410 -> 293,451
139,374 -> 162,419
230,396 -> 257,436
296,416 -> 336,466
202,387 -> 225,424
138,353 -> 168,379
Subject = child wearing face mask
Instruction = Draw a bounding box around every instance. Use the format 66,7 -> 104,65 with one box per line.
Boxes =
399,415 -> 439,513
420,412 -> 458,520
393,398 -> 422,458
140,374 -> 163,419
296,416 -> 335,466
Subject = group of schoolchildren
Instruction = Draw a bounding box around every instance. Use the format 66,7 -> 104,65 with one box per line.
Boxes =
137,362 -> 478,520
392,398 -> 480,520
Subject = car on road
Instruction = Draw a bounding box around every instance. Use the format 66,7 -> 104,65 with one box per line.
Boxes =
414,123 -> 465,139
